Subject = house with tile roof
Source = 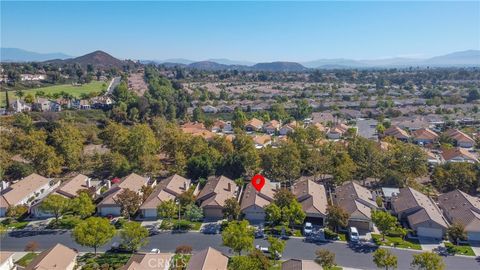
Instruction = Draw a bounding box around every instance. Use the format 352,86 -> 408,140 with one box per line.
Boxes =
196,176 -> 238,220
240,178 -> 277,222
438,190 -> 480,241
252,134 -> 272,149
140,174 -> 191,218
186,247 -> 228,270
97,173 -> 150,217
245,118 -> 264,132
334,181 -> 378,231
0,173 -> 58,217
383,126 -> 410,141
263,120 -> 281,134
441,148 -> 478,163
121,252 -> 174,270
25,243 -> 77,270
411,128 -> 438,145
327,123 -> 350,139
292,179 -> 328,225
30,174 -> 93,218
392,187 -> 449,239
279,121 -> 298,136
444,129 -> 475,148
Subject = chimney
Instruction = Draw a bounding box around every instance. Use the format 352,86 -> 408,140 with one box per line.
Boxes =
106,179 -> 111,189
183,182 -> 188,190
86,178 -> 91,188
227,182 -> 231,192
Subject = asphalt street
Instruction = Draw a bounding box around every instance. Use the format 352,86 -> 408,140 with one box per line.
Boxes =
1,230 -> 479,270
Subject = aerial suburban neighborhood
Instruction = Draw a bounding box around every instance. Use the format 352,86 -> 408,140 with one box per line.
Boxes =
1,1 -> 480,270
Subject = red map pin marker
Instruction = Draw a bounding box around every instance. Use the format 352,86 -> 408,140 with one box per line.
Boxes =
251,174 -> 265,192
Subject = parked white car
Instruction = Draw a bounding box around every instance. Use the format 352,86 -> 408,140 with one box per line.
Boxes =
303,222 -> 313,235
348,227 -> 360,243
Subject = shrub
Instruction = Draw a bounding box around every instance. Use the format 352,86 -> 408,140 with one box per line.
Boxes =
175,220 -> 192,231
324,228 -> 338,240
175,245 -> 192,254
159,220 -> 173,230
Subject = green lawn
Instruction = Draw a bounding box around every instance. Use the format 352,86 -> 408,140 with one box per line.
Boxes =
1,81 -> 107,106
1,219 -> 29,230
265,225 -> 302,237
444,242 -> 475,256
15,252 -> 38,267
46,216 -> 81,230
371,234 -> 421,250
160,219 -> 202,231
77,253 -> 132,270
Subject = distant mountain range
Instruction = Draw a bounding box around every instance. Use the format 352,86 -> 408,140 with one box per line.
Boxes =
1,48 -> 72,62
148,50 -> 480,70
2,48 -> 479,71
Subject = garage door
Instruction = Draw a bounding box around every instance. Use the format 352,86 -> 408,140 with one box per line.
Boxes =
203,208 -> 223,220
468,232 -> 480,241
417,227 -> 443,238
244,211 -> 265,222
348,220 -> 370,231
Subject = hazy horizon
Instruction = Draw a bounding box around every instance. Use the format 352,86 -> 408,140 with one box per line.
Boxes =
2,1 -> 479,62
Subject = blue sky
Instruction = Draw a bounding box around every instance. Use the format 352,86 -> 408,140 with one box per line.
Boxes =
1,1 -> 479,62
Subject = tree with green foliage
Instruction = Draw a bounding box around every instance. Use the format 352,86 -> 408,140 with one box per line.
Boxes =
223,197 -> 241,221
432,162 -> 478,193
348,137 -> 383,183
184,203 -> 203,222
120,221 -> 149,252
331,152 -> 357,185
315,248 -> 336,269
273,188 -> 295,208
326,204 -> 349,232
157,199 -> 178,220
186,153 -> 215,180
411,252 -> 445,270
13,113 -> 33,132
40,194 -> 69,223
123,124 -> 158,164
232,107 -> 247,129
270,103 -> 289,121
73,217 -> 115,255
373,248 -> 398,270
101,152 -> 131,177
192,107 -> 205,122
114,188 -> 143,220
6,205 -> 28,219
447,223 -> 467,245
284,200 -> 306,228
265,203 -> 282,225
229,250 -> 271,270
294,99 -> 312,120
5,162 -> 33,181
235,132 -> 260,173
273,142 -> 302,186
51,122 -> 85,170
222,220 -> 254,255
267,236 -> 285,262
371,210 -> 398,241
70,192 -> 95,219
386,142 -> 427,181
17,130 -> 63,176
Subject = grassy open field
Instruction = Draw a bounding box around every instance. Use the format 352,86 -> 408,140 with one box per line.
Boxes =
0,81 -> 108,106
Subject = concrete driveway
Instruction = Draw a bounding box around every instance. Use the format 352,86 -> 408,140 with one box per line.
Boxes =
418,237 -> 442,251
